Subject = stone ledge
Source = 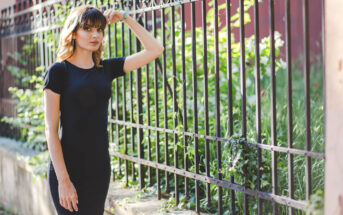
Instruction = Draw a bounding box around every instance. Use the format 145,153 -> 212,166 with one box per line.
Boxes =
0,136 -> 56,215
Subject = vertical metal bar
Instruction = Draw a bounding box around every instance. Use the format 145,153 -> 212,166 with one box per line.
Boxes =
33,33 -> 35,71
34,32 -> 37,81
44,31 -> 48,69
135,15 -> 145,190
239,0 -> 248,213
171,2 -> 179,205
152,8 -> 161,200
48,31 -> 52,66
36,31 -> 39,70
129,20 -> 135,182
47,7 -> 52,67
269,0 -> 278,213
254,0 -> 262,214
181,3 -> 189,199
161,6 -> 169,193
30,35 -> 33,87
107,0 -> 114,176
43,30 -> 48,70
226,0 -> 235,213
121,7 -> 128,187
31,34 -> 33,77
285,0 -> 294,214
191,1 -> 200,213
24,35 -> 31,78
239,0 -> 246,148
213,0 -> 222,213
114,22 -> 122,178
303,0 -> 312,200
27,33 -> 30,78
22,34 -> 26,83
51,21 -> 55,64
11,5 -> 15,38
143,10 -> 152,187
202,0 -> 211,208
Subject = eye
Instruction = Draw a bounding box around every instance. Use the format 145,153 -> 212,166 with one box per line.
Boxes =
84,27 -> 90,31
97,28 -> 104,32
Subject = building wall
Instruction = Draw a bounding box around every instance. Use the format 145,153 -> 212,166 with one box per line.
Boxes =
0,0 -> 15,12
182,0 -> 323,61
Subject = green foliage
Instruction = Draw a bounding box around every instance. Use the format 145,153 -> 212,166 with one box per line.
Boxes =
221,134 -> 269,190
1,37 -> 46,151
1,0 -> 324,213
110,0 -> 324,214
0,201 -> 16,215
29,151 -> 50,179
0,3 -> 70,172
306,189 -> 324,215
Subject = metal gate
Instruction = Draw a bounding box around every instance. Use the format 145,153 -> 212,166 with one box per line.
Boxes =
0,0 -> 325,214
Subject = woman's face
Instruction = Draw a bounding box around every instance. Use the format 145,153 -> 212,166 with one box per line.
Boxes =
73,22 -> 104,52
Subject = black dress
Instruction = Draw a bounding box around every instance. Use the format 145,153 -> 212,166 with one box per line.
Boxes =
43,57 -> 126,215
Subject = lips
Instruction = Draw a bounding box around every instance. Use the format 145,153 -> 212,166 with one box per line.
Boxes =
90,41 -> 99,45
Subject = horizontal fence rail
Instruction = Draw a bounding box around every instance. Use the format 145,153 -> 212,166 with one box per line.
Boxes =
0,0 -> 325,214
109,119 -> 324,159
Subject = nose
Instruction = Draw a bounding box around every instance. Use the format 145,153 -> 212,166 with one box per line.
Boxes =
91,30 -> 100,38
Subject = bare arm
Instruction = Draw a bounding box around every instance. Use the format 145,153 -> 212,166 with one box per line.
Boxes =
104,10 -> 164,73
44,89 -> 70,183
44,88 -> 78,212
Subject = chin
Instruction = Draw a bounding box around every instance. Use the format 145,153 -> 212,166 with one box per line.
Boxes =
87,47 -> 100,52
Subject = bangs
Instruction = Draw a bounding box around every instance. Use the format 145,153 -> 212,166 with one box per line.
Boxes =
78,7 -> 106,30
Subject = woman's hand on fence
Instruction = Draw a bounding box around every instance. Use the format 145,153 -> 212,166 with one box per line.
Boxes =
104,9 -> 124,24
58,178 -> 79,212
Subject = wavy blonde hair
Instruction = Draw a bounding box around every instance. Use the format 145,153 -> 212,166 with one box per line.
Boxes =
56,5 -> 107,68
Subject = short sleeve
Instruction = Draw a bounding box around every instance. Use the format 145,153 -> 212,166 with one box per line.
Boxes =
102,56 -> 126,80
43,62 -> 65,95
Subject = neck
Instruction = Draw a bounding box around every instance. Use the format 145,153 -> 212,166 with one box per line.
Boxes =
67,47 -> 94,68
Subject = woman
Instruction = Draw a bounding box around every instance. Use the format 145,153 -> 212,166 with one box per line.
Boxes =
43,5 -> 163,214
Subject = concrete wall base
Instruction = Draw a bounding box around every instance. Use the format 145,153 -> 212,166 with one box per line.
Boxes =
0,137 -> 56,215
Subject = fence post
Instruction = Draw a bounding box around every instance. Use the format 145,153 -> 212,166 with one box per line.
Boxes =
324,0 -> 343,214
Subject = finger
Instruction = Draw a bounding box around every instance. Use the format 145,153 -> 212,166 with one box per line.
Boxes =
109,11 -> 115,24
112,14 -> 121,23
66,199 -> 73,212
59,198 -> 64,207
61,199 -> 68,210
72,198 -> 78,212
113,17 -> 119,23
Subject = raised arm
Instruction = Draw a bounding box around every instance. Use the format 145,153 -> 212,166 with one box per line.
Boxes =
104,10 -> 164,73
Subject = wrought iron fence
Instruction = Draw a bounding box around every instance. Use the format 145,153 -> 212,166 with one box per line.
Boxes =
0,0 -> 325,214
